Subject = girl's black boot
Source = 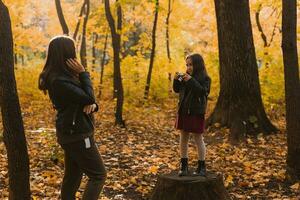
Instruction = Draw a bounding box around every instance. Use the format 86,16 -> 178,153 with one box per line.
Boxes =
193,160 -> 206,176
178,158 -> 188,176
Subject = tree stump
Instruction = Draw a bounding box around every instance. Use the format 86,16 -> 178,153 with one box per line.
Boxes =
151,171 -> 231,200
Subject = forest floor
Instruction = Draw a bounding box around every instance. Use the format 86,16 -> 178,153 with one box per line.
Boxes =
0,95 -> 299,200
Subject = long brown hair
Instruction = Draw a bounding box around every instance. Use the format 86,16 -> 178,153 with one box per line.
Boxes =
186,53 -> 208,80
38,35 -> 77,94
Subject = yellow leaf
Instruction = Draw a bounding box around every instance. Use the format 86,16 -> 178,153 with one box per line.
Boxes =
290,183 -> 300,191
130,177 -> 137,184
225,175 -> 233,187
244,166 -> 252,175
243,161 -> 252,167
148,166 -> 159,174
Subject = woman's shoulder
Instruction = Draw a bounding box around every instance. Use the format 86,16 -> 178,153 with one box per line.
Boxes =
51,72 -> 71,80
51,73 -> 80,85
194,74 -> 211,82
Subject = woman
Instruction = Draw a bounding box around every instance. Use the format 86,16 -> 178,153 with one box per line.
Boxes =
38,35 -> 106,199
173,53 -> 211,176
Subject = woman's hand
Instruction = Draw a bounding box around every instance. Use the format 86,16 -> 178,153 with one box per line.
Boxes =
66,58 -> 85,74
175,72 -> 186,81
83,104 -> 97,114
183,73 -> 192,81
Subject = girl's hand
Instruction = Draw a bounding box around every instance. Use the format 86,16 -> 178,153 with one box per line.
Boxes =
83,104 -> 97,114
66,58 -> 85,74
183,73 -> 192,81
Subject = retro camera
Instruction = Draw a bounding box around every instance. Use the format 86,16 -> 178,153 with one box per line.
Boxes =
176,72 -> 185,82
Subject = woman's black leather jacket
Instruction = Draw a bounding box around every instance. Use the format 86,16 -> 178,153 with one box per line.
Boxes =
48,72 -> 99,135
173,75 -> 211,115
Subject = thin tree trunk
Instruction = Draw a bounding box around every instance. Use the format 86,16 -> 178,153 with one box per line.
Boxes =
208,0 -> 277,142
80,0 -> 90,69
166,0 -> 173,63
21,54 -> 24,65
0,2 -> 30,199
92,32 -> 98,72
282,0 -> 300,181
255,5 -> 281,48
98,33 -> 109,98
55,0 -> 69,35
168,72 -> 172,94
268,12 -> 281,47
73,1 -> 86,41
255,4 -> 268,47
144,0 -> 159,99
76,34 -> 82,52
104,0 -> 125,126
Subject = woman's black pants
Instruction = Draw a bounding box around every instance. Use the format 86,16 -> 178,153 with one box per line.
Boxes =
60,136 -> 107,200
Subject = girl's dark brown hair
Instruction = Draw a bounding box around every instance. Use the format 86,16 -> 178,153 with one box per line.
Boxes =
38,35 -> 76,94
186,53 -> 208,79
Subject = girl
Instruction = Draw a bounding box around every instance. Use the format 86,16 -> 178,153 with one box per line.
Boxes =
38,35 -> 106,200
173,53 -> 211,176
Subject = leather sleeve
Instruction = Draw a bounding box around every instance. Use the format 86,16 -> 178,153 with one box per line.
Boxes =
186,76 -> 211,97
52,72 -> 97,106
173,79 -> 182,93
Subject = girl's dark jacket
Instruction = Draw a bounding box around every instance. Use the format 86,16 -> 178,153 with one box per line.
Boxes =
48,71 -> 99,135
173,75 -> 211,115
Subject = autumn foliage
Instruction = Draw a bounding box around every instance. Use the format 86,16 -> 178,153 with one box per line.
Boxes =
0,0 -> 299,199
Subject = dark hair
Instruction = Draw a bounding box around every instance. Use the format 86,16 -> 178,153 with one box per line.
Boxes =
38,35 -> 76,94
186,53 -> 208,79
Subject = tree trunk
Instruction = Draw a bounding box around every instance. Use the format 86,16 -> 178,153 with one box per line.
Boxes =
0,2 -> 30,199
151,171 -> 231,200
104,0 -> 125,126
144,0 -> 159,99
80,0 -> 90,69
255,5 -> 280,49
208,0 -> 277,142
255,4 -> 268,48
55,0 -> 69,35
168,72 -> 172,94
165,0 -> 172,63
92,32 -> 98,72
76,34 -> 82,52
21,54 -> 24,65
73,1 -> 86,41
98,33 -> 109,98
282,0 -> 300,181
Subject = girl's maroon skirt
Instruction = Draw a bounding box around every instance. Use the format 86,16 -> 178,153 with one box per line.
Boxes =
175,114 -> 205,134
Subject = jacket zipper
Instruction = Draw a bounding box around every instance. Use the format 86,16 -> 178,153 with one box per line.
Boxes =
179,87 -> 193,115
70,105 -> 78,134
